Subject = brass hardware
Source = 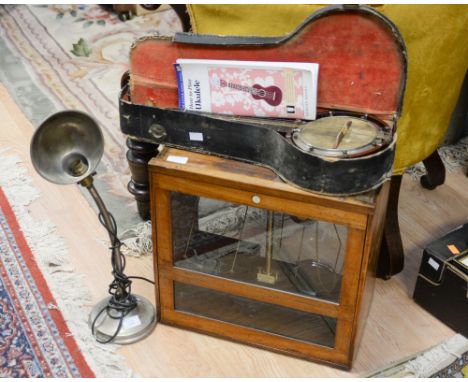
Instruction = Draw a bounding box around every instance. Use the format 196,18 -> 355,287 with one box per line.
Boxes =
68,157 -> 89,177
252,195 -> 261,204
417,273 -> 442,287
149,123 -> 167,140
257,211 -> 279,285
79,175 -> 94,189
333,120 -> 352,149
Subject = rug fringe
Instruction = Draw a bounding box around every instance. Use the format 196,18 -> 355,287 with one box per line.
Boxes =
121,220 -> 153,257
0,149 -> 134,378
406,136 -> 468,180
405,333 -> 468,377
119,205 -> 265,257
366,333 -> 468,377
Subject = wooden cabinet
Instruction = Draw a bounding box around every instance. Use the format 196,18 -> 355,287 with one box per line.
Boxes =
149,147 -> 389,369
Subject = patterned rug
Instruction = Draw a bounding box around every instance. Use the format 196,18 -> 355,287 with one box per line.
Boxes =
367,334 -> 468,378
0,151 -> 132,377
0,4 -> 466,254
0,4 -> 182,231
0,187 -> 93,377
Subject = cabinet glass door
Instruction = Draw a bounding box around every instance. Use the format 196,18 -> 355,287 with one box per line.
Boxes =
174,282 -> 336,348
170,192 -> 348,304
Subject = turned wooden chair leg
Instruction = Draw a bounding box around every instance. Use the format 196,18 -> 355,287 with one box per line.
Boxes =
420,149 -> 446,190
140,4 -> 192,32
122,5 -> 191,221
126,138 -> 159,220
170,4 -> 192,32
377,149 -> 447,278
377,175 -> 404,279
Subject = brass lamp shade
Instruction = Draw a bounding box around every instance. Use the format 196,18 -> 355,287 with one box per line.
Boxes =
30,110 -> 104,185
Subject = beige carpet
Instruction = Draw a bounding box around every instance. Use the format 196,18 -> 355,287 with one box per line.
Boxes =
0,4 -> 182,230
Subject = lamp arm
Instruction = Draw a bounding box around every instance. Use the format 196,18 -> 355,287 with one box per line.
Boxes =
81,177 -> 124,273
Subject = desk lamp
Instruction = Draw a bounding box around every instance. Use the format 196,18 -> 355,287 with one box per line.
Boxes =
30,110 -> 156,344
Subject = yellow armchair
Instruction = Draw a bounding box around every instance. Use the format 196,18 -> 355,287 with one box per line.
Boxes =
187,4 -> 468,175
183,4 -> 468,278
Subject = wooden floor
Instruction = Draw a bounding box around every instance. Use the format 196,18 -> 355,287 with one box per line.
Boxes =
1,83 -> 466,377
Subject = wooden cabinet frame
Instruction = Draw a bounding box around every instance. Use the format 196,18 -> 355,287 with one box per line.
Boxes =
149,148 -> 389,369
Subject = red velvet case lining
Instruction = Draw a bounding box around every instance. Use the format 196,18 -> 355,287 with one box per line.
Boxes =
130,12 -> 405,118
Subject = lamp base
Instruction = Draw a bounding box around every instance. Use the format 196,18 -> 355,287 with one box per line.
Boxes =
88,294 -> 156,344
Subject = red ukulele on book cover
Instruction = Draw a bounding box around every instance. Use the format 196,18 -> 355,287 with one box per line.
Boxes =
209,67 -> 307,118
218,78 -> 283,106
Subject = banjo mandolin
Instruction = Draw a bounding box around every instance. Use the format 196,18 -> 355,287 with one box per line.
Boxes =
120,4 -> 407,195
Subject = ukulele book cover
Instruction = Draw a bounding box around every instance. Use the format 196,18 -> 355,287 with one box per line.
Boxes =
175,59 -> 319,120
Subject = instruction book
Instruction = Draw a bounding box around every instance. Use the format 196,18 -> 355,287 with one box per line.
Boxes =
174,59 -> 319,120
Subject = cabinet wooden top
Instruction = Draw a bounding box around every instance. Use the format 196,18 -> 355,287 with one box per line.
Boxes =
149,147 -> 383,214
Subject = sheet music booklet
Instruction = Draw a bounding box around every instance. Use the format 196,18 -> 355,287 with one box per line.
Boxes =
175,59 -> 319,120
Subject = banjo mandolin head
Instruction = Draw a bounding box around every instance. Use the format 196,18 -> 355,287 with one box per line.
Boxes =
292,116 -> 383,158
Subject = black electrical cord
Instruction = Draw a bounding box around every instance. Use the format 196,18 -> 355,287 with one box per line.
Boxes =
90,210 -> 154,344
